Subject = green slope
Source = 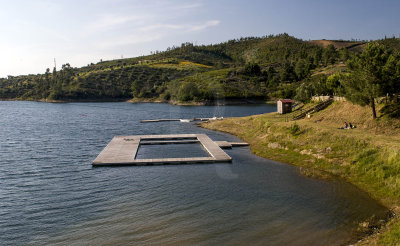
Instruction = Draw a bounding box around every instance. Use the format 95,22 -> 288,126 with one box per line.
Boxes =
1,34 -> 399,103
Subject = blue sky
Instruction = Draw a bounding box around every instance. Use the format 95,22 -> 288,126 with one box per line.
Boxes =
1,0 -> 399,77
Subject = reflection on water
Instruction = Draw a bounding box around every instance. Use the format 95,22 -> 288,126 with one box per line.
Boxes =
0,101 -> 388,246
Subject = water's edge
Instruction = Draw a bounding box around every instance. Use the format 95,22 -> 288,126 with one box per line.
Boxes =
0,98 -> 269,106
200,122 -> 393,245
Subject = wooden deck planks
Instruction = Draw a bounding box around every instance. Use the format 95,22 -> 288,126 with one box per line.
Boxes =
92,136 -> 139,165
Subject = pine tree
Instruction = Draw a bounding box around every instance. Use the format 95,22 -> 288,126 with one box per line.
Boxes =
342,43 -> 392,119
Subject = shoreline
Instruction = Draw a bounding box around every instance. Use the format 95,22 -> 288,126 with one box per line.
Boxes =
0,98 -> 131,103
200,107 -> 400,245
1,97 -> 270,106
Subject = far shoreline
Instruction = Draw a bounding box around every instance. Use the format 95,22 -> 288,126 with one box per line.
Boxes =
1,97 -> 274,106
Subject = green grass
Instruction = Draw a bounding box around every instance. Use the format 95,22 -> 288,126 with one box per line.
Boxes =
148,60 -> 212,70
378,220 -> 400,245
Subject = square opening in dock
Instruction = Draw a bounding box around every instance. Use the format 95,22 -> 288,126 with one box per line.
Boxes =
136,142 -> 211,159
92,134 -> 232,166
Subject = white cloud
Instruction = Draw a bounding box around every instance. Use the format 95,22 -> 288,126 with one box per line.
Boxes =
188,20 -> 220,31
139,20 -> 220,32
95,33 -> 164,49
83,14 -> 149,34
139,24 -> 185,32
173,2 -> 203,10
94,19 -> 220,50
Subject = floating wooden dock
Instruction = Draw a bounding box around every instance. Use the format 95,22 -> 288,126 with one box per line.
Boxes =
92,134 -> 247,166
140,119 -> 182,123
214,141 -> 249,149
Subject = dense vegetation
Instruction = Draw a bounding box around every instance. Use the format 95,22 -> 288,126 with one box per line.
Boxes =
1,34 -> 400,109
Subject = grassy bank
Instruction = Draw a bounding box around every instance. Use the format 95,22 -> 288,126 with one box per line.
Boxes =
202,101 -> 400,245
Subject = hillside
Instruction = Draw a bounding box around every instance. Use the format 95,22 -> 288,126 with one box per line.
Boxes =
308,37 -> 400,53
307,39 -> 366,52
0,34 -> 331,102
1,34 -> 400,103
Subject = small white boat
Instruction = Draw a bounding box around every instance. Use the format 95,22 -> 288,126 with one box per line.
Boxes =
210,116 -> 224,121
180,119 -> 192,123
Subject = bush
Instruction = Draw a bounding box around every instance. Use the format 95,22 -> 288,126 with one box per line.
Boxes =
161,92 -> 171,101
289,122 -> 301,136
381,103 -> 400,118
244,62 -> 261,76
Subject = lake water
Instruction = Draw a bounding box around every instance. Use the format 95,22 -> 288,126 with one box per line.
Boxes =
0,101 -> 388,245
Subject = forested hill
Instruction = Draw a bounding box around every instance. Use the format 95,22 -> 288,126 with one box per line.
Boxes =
1,34 -> 399,103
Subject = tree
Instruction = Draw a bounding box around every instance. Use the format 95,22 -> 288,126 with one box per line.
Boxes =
295,82 -> 314,103
280,62 -> 296,82
52,67 -> 57,84
244,62 -> 261,76
178,81 -> 199,101
44,68 -> 51,89
326,73 -> 342,95
314,49 -> 323,67
382,53 -> 400,102
295,59 -> 307,80
322,44 -> 338,65
311,74 -> 329,96
338,48 -> 350,62
265,66 -> 277,81
342,43 -> 392,119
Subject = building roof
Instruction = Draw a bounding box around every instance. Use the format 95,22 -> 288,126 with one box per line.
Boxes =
278,99 -> 293,103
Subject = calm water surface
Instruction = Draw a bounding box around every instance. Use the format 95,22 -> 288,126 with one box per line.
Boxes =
0,101 -> 387,245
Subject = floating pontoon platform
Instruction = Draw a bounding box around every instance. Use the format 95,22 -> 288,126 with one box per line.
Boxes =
92,134 -> 247,166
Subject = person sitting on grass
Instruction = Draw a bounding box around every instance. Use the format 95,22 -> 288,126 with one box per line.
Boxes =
338,122 -> 357,130
340,122 -> 348,129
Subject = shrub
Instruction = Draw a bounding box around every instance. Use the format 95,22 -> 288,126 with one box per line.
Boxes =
289,122 -> 301,136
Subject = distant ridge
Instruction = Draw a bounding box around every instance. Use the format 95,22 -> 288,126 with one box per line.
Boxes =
307,39 -> 366,52
1,34 -> 399,103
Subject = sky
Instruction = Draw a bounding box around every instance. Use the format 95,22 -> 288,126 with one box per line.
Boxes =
1,0 -> 399,77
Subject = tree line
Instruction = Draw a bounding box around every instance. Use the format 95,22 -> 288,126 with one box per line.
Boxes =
294,42 -> 400,119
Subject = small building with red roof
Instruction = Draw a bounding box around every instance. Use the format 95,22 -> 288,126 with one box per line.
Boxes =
277,99 -> 293,114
